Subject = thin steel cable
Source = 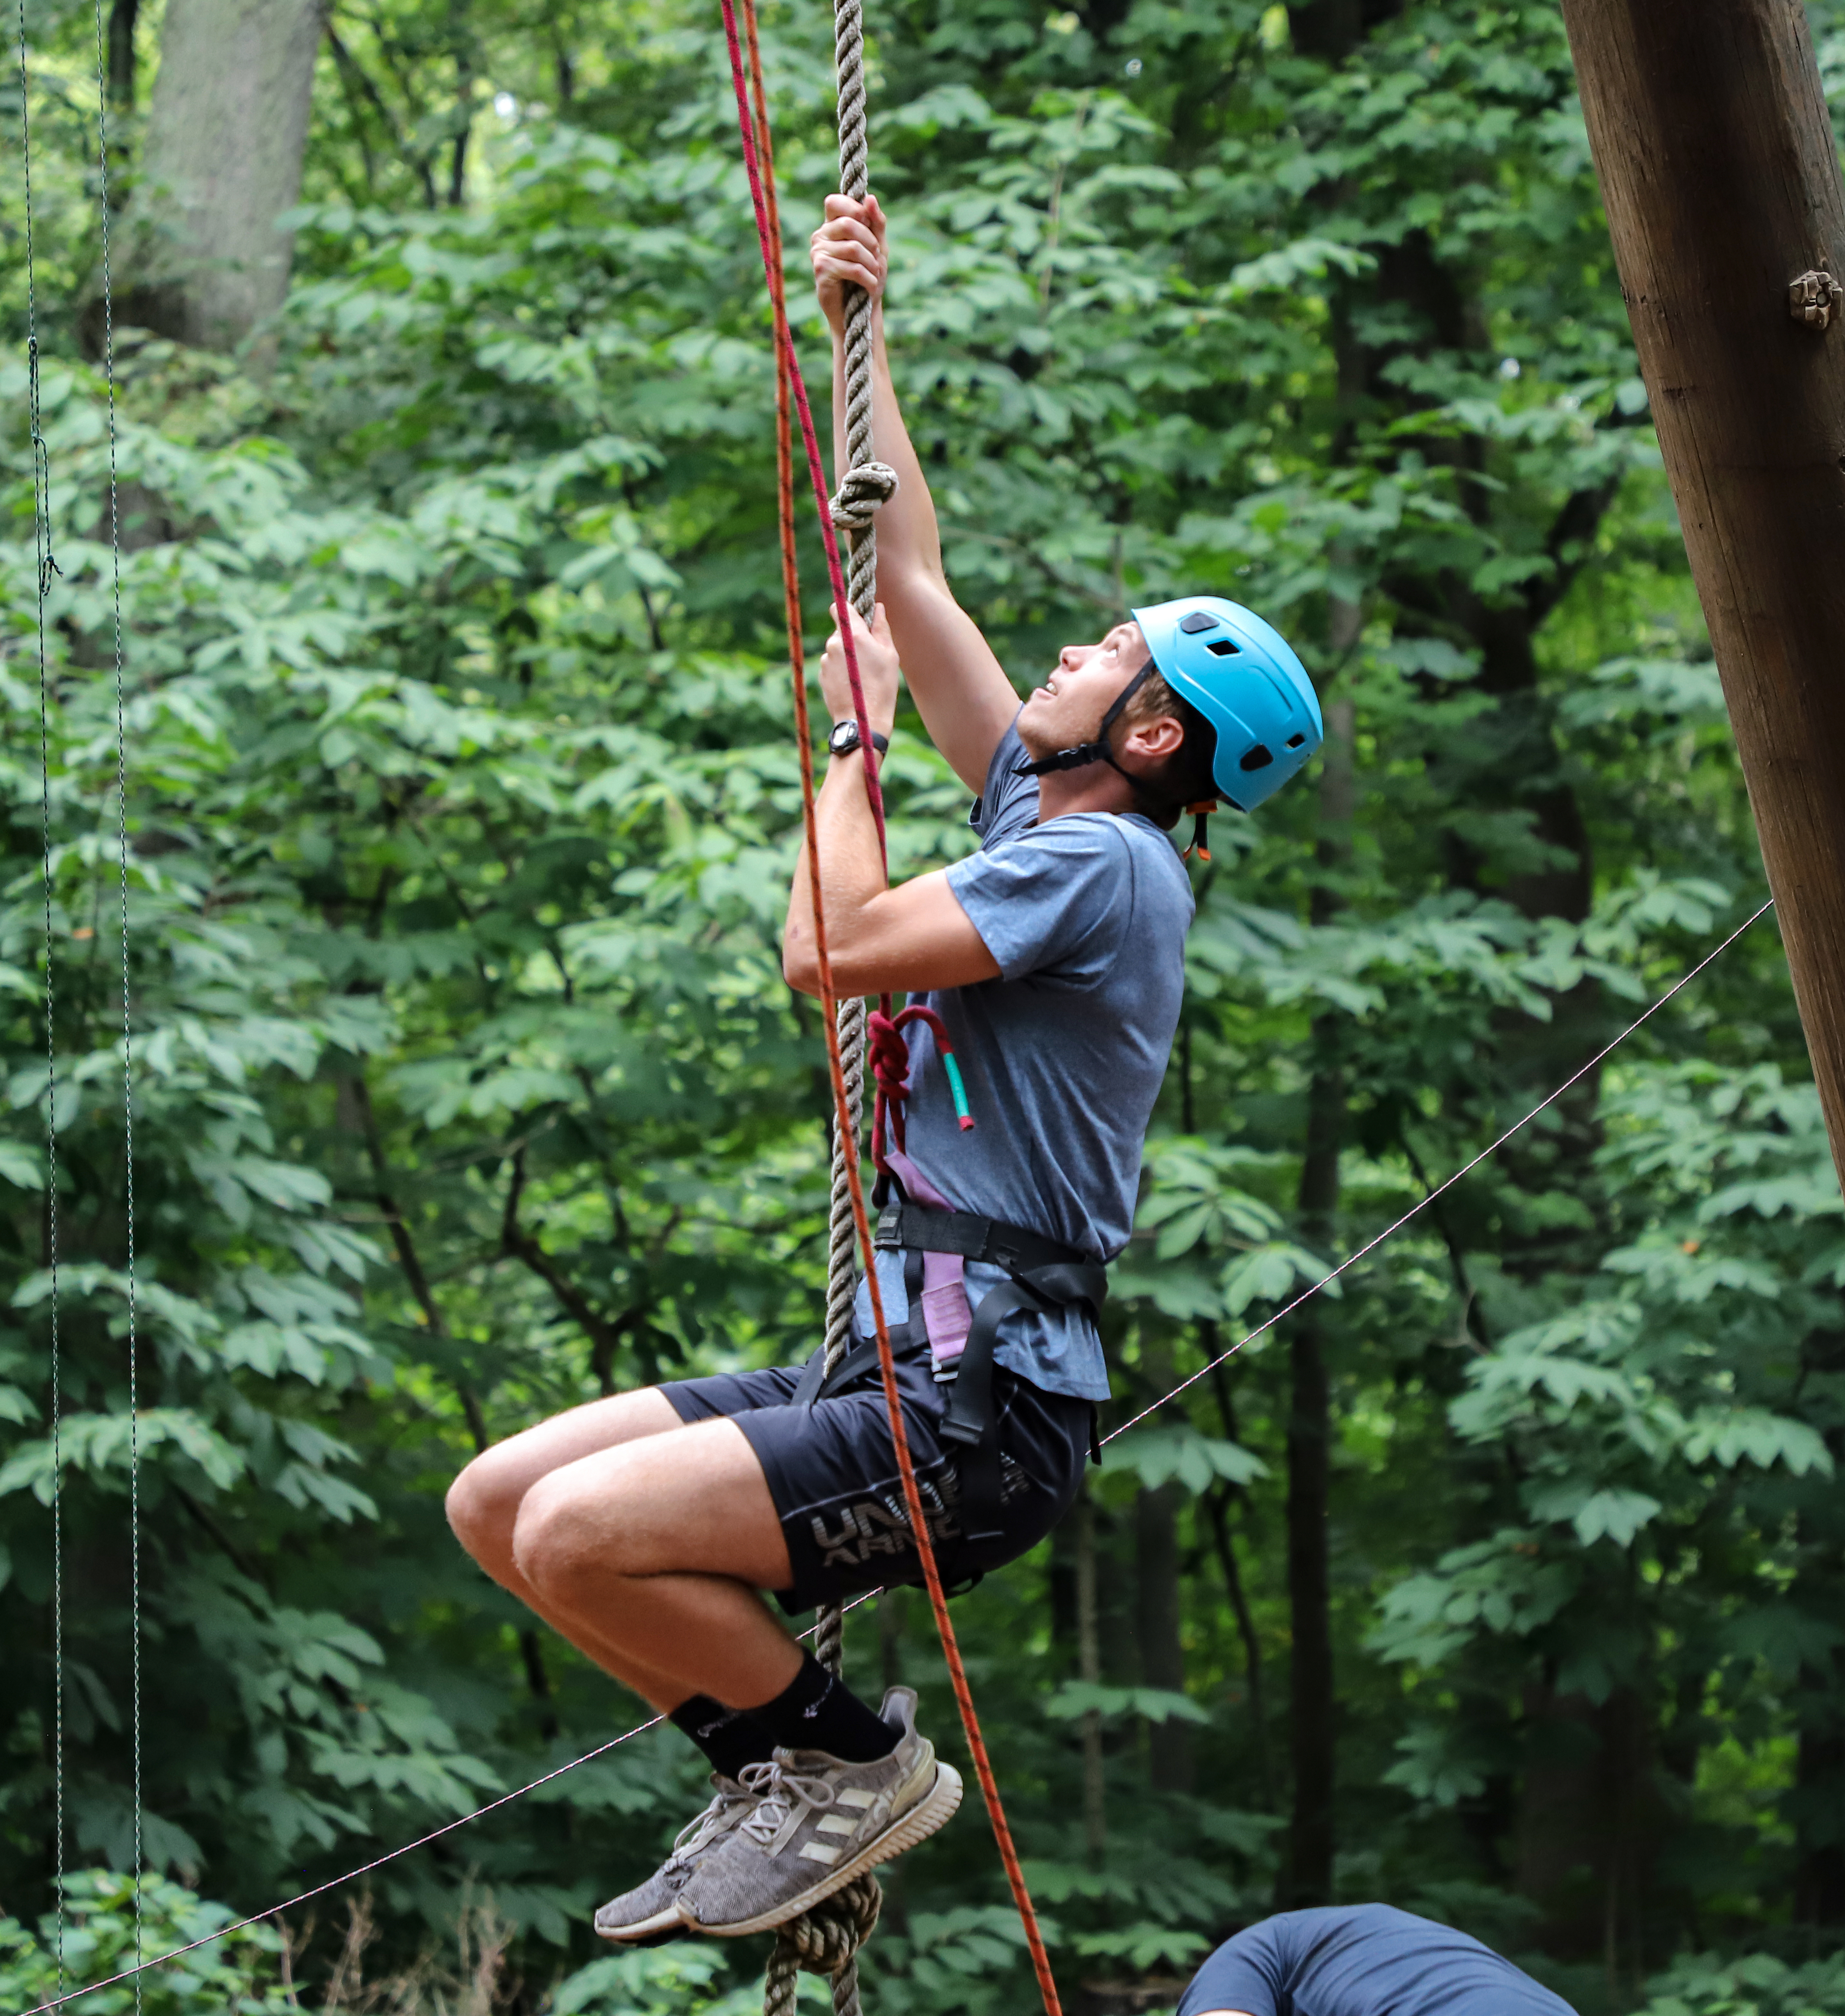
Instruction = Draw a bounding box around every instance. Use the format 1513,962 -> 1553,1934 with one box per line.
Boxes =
15,5 -> 66,1997
1103,897 -> 1778,1446
87,5 -> 141,1997
22,898 -> 1771,2016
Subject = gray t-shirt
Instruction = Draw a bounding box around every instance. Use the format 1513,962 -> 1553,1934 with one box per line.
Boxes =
852,719 -> 1194,1402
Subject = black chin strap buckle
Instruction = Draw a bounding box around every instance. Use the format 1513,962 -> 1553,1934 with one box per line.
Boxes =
1018,656 -> 1160,781
1016,740 -> 1107,779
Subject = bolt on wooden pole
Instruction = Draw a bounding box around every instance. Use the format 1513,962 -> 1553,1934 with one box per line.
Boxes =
1559,0 -> 1845,1187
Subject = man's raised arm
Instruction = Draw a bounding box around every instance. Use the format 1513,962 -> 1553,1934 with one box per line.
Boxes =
811,194 -> 1020,793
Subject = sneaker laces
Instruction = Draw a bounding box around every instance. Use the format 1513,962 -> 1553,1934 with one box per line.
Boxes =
666,1781 -> 752,1872
735,1757 -> 839,1852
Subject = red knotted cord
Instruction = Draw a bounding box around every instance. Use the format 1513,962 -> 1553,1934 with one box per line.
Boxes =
868,1001 -> 962,1167
719,7 -> 1064,2012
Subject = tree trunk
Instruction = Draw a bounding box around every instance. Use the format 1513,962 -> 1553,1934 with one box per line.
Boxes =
1280,683 -> 1354,1910
1515,1684 -> 1664,1979
120,0 -> 326,352
1560,0 -> 1845,1191
1135,1478 -> 1193,1795
1206,1346 -> 1277,1809
108,0 -> 140,107
1076,1485 -> 1106,1864
1795,1687 -> 1845,1927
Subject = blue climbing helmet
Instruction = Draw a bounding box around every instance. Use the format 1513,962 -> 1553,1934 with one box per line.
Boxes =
1018,593 -> 1323,855
1131,595 -> 1323,814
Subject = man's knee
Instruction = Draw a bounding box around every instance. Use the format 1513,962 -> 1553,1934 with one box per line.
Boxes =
446,1449 -> 523,1573
511,1471 -> 631,1604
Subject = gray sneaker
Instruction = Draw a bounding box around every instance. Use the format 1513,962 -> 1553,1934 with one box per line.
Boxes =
595,1775 -> 757,1942
676,1687 -> 962,1938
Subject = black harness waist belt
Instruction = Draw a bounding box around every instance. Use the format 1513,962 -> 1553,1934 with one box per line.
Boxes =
792,1202 -> 1108,1544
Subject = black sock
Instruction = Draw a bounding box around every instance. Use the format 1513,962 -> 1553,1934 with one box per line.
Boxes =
670,1694 -> 777,1782
746,1653 -> 899,1763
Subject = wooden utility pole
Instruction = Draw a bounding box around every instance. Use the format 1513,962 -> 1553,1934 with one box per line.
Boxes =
1559,0 -> 1845,1188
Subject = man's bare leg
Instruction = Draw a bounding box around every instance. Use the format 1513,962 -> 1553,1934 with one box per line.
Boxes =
447,1389 -> 694,1706
446,1391 -> 801,1711
507,1417 -> 804,1711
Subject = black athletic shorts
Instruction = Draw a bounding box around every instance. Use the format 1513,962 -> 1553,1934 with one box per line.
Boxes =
660,1343 -> 1094,1614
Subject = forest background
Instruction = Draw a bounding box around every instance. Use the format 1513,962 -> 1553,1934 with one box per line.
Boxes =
1,0 -> 1844,2011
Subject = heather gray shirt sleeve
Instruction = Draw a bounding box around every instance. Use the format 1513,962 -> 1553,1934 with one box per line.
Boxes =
945,813 -> 1137,986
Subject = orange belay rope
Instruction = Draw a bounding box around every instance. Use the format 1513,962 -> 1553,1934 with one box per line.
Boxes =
719,4 -> 1065,2013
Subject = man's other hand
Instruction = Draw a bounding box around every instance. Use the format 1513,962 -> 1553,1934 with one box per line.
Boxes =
821,603 -> 900,743
812,193 -> 887,338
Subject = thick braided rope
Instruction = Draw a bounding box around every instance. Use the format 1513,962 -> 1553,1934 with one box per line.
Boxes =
736,3 -> 874,2003
720,9 -> 1062,2011
819,0 -> 885,1404
763,1877 -> 882,2016
829,0 -> 890,626
815,0 -> 884,2001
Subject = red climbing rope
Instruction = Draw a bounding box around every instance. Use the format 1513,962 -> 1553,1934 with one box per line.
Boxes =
719,7 -> 1064,2012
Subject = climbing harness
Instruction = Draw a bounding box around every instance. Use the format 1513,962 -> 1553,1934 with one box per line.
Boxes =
17,895 -> 1775,2016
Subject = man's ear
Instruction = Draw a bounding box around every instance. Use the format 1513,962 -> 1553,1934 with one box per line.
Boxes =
1121,712 -> 1186,762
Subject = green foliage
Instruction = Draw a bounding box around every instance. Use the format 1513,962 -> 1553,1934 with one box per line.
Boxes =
1636,1953 -> 1845,2016
0,1870 -> 291,2015
3,0 -> 1845,2006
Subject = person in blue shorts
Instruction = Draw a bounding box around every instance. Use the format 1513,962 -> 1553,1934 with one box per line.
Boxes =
1182,1904 -> 1581,2016
440,190 -> 1323,1949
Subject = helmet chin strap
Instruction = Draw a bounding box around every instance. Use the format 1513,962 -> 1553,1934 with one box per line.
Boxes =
1016,657 -> 1159,786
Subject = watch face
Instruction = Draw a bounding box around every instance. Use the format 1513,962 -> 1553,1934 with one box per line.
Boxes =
829,722 -> 856,754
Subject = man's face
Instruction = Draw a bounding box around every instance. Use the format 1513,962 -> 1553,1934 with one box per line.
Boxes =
1016,620 -> 1151,761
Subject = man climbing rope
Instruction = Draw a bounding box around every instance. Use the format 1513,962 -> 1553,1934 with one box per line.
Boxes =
441,189 -> 1322,1949
1179,1903 -> 1580,2016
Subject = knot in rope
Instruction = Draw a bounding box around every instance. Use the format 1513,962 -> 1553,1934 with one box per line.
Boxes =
867,1005 -> 919,1108
763,1876 -> 883,2016
828,458 -> 899,533
868,1003 -> 973,1171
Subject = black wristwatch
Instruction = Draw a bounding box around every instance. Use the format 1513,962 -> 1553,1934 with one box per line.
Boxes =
827,720 -> 890,758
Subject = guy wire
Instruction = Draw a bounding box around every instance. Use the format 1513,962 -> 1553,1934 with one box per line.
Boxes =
1103,896 -> 1778,1444
88,0 -> 141,1998
16,896 -> 1776,2016
14,0 -> 67,1997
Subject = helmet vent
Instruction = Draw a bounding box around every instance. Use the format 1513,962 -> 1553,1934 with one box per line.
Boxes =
1179,611 -> 1220,634
1286,733 -> 1306,749
1204,638 -> 1242,657
1240,744 -> 1274,771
